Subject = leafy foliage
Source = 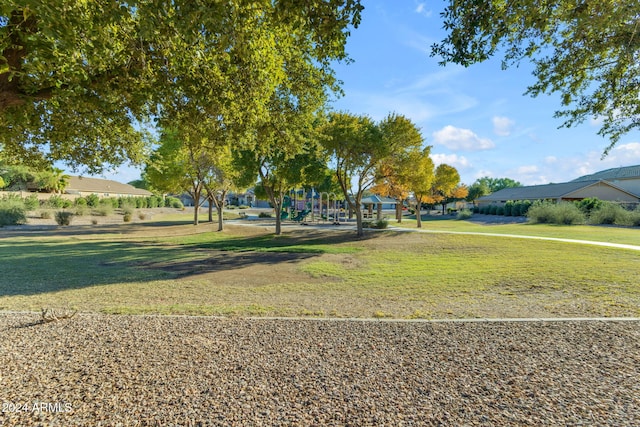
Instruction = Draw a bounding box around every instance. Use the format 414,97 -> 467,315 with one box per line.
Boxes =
1,1 -> 363,171
0,195 -> 27,225
432,0 -> 640,152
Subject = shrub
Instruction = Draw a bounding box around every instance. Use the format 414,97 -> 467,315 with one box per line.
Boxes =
456,209 -> 473,220
45,195 -> 66,208
24,194 -> 40,210
74,205 -> 88,216
93,203 -> 114,216
138,212 -> 147,220
526,201 -> 555,224
589,202 -> 633,226
527,201 -> 585,225
85,194 -> 99,207
496,206 -> 505,216
75,197 -> 87,207
552,202 -> 586,225
631,207 -> 640,227
258,212 -> 272,218
575,197 -> 603,215
40,210 -> 52,219
504,201 -> 513,216
513,200 -> 532,216
54,211 -> 73,226
0,197 -> 27,226
238,205 -> 250,209
489,204 -> 498,215
165,197 -> 183,209
372,218 -> 388,229
123,213 -> 133,222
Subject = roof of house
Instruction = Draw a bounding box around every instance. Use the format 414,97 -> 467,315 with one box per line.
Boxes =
360,195 -> 397,204
478,180 -> 602,201
572,165 -> 640,182
66,176 -> 152,196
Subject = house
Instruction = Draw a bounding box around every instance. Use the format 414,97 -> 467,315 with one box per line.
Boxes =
571,165 -> 640,196
478,179 -> 640,207
65,176 -> 152,198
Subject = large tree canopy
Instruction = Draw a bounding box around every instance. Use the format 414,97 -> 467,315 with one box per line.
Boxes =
432,0 -> 640,153
0,0 -> 363,171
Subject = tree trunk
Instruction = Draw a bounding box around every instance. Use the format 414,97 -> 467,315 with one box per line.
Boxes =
208,199 -> 214,223
355,206 -> 364,237
216,204 -> 224,231
274,200 -> 283,235
193,189 -> 200,225
416,201 -> 422,228
396,200 -> 403,223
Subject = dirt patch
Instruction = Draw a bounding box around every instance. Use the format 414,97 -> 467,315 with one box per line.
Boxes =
138,249 -> 329,285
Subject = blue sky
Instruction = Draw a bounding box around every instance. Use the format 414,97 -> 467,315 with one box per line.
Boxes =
95,0 -> 640,186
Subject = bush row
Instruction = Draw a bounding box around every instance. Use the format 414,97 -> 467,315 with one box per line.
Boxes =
473,197 -> 640,226
527,200 -> 640,226
0,193 -> 184,226
473,200 -> 533,217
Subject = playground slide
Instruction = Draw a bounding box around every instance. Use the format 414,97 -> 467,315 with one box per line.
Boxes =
291,209 -> 310,222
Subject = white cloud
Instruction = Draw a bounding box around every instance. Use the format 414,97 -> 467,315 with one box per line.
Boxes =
516,165 -> 539,175
414,3 -> 432,17
432,125 -> 495,151
492,116 -> 515,136
544,156 -> 557,164
431,153 -> 471,169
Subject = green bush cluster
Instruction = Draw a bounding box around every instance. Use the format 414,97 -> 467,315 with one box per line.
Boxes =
527,201 -> 585,225
0,195 -> 27,226
165,196 -> 184,209
456,209 -> 473,220
54,211 -> 73,226
588,202 -> 640,226
474,200 -> 532,216
363,218 -> 388,229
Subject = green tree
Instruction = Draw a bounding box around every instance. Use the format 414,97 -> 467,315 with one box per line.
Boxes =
1,1 -> 363,171
372,115 -> 424,223
403,147 -> 435,228
145,130 -> 205,225
432,0 -> 640,153
478,177 -> 522,193
466,181 -> 490,206
431,164 -> 461,215
322,112 -> 422,236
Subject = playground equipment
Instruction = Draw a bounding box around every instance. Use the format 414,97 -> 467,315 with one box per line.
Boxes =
318,192 -> 342,224
291,209 -> 311,222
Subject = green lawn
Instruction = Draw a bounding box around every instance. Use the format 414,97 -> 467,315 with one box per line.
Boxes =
1,218 -> 638,319
394,215 -> 640,247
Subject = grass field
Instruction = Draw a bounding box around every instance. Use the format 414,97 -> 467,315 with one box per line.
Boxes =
1,213 -> 639,319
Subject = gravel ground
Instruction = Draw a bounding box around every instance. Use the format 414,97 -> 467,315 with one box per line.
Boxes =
1,313 -> 639,426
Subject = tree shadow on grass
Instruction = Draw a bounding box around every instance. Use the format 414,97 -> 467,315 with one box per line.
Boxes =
0,227 -> 382,296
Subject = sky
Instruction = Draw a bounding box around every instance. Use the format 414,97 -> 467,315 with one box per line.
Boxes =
93,0 -> 640,187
